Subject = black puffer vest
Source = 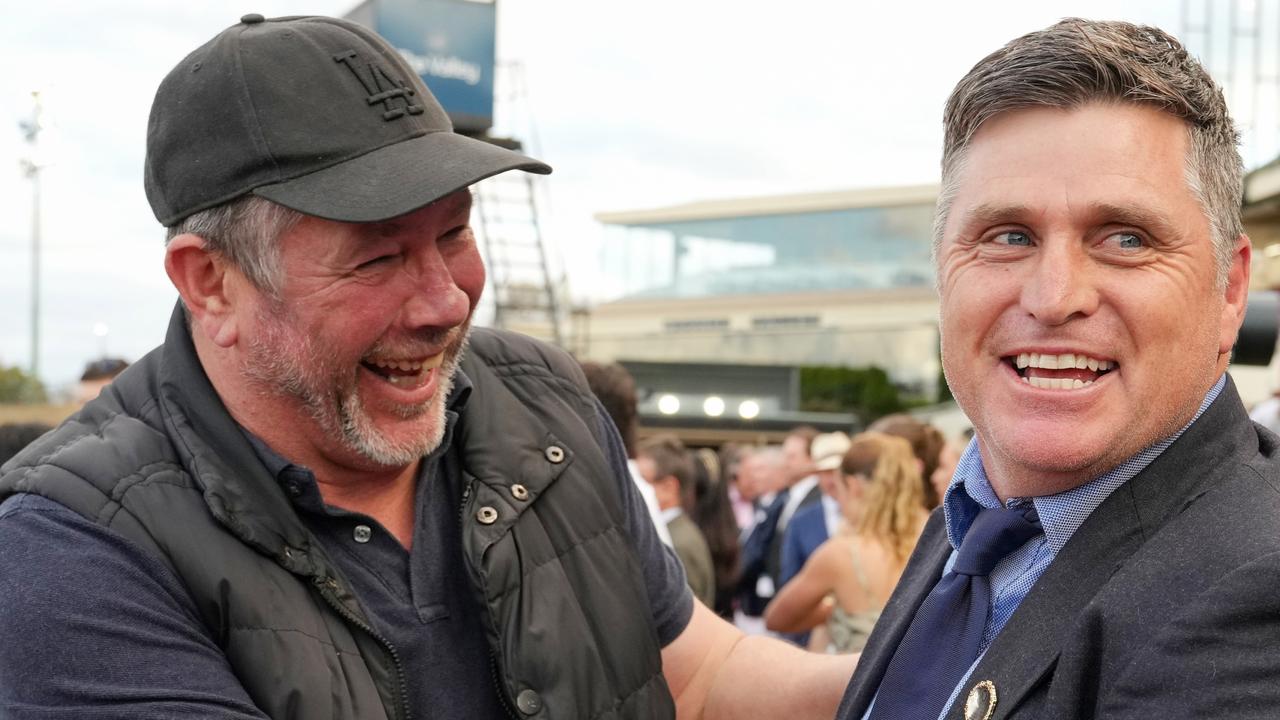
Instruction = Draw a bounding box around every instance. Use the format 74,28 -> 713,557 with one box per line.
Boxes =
0,306 -> 674,719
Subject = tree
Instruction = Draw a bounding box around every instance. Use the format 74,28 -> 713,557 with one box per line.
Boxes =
0,365 -> 48,404
799,365 -> 905,425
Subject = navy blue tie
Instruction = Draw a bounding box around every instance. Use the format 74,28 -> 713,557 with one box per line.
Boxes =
868,505 -> 1042,720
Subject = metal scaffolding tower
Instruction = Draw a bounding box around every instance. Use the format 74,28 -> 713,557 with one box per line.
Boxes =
468,60 -> 568,346
472,161 -> 566,345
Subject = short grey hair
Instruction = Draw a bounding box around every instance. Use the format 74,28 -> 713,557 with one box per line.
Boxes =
935,18 -> 1243,285
165,196 -> 304,297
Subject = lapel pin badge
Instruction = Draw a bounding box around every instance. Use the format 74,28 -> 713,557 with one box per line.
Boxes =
964,680 -> 997,720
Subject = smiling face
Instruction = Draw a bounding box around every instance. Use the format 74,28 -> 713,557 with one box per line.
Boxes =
238,190 -> 483,471
937,103 -> 1249,499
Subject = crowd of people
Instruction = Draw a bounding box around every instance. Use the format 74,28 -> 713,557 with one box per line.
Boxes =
580,357 -> 962,656
3,13 -> 1280,718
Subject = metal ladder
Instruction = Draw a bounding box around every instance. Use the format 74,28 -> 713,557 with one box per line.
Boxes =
472,166 -> 565,346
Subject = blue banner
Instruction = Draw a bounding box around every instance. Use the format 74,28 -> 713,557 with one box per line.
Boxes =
374,0 -> 496,133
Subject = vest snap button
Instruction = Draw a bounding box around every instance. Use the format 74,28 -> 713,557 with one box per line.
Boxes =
510,484 -> 530,501
477,506 -> 499,525
544,445 -> 565,463
353,524 -> 372,543
516,688 -> 542,715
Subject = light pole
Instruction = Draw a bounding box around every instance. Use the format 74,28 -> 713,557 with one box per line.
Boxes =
93,322 -> 110,360
19,91 -> 46,379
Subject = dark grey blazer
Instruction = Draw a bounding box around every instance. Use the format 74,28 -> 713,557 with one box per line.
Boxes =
837,377 -> 1280,720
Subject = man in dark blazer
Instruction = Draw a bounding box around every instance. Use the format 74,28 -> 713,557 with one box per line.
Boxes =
778,431 -> 851,588
838,18 -> 1280,720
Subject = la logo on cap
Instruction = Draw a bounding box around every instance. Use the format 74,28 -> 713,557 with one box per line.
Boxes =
333,50 -> 425,121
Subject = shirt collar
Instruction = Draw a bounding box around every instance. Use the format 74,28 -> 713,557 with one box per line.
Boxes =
943,374 -> 1226,553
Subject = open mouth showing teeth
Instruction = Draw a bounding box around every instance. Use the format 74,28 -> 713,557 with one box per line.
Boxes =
1005,352 -> 1115,390
361,357 -> 435,388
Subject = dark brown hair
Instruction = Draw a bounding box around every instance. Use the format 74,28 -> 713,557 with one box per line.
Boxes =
580,361 -> 639,458
938,18 -> 1241,282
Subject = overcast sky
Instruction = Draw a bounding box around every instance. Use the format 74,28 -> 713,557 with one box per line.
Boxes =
0,0 -> 1229,390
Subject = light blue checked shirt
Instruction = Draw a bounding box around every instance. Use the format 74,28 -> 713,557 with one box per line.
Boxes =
863,374 -> 1226,720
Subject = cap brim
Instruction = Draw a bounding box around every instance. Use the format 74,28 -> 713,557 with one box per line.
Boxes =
814,458 -> 842,471
253,131 -> 551,222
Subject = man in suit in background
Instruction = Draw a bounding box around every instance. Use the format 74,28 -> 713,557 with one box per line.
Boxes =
838,18 -> 1280,720
738,428 -> 820,625
637,435 -> 716,608
779,431 -> 851,588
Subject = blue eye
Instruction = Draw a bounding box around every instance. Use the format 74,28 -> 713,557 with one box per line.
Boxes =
994,231 -> 1032,246
1112,232 -> 1143,249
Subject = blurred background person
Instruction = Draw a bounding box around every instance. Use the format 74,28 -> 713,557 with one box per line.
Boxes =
868,413 -> 946,510
733,445 -> 788,631
763,433 -> 928,654
579,360 -> 673,547
1248,388 -> 1280,436
75,358 -> 129,407
778,431 -> 852,648
0,423 -> 52,467
778,426 -> 822,534
636,434 -> 715,607
724,443 -> 757,532
930,434 -> 969,505
738,426 -> 823,643
687,447 -> 740,619
779,431 -> 852,589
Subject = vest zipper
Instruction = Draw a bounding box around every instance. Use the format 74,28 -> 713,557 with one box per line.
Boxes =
460,477 -> 518,718
489,651 -> 519,718
313,575 -> 413,720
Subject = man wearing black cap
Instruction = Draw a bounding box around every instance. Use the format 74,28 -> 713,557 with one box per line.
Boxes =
0,14 -> 852,720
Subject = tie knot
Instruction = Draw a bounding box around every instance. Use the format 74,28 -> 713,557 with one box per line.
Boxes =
952,506 -> 1042,577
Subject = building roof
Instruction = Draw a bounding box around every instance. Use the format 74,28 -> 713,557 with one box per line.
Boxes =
595,184 -> 939,226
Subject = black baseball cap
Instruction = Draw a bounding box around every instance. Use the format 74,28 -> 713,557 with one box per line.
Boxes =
144,14 -> 550,226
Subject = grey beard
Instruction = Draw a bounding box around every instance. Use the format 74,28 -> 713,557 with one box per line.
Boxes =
242,309 -> 470,468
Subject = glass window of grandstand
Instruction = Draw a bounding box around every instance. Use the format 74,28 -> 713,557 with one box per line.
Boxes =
600,202 -> 936,301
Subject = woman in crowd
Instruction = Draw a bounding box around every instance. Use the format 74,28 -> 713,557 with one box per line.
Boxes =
762,432 -> 928,653
687,446 -> 742,620
868,413 -> 947,509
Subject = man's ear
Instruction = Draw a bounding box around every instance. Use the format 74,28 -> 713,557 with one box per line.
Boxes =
1219,234 -> 1253,356
164,233 -> 240,348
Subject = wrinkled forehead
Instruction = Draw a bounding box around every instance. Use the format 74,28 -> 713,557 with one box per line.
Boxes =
941,105 -> 1202,237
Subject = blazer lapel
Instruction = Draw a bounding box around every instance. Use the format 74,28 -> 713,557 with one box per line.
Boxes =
837,508 -> 952,717
948,378 -> 1257,719
944,480 -> 1146,719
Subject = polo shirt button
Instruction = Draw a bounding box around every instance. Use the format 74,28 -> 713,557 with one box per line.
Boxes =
544,445 -> 565,463
515,688 -> 542,715
286,483 -> 302,497
353,525 -> 372,543
510,484 -> 530,501
477,506 -> 499,525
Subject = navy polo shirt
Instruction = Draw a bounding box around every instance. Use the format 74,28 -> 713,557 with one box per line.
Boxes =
243,372 -> 507,716
0,371 -> 692,718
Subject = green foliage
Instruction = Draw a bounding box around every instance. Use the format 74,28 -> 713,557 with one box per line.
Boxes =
799,365 -> 905,425
0,365 -> 48,404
